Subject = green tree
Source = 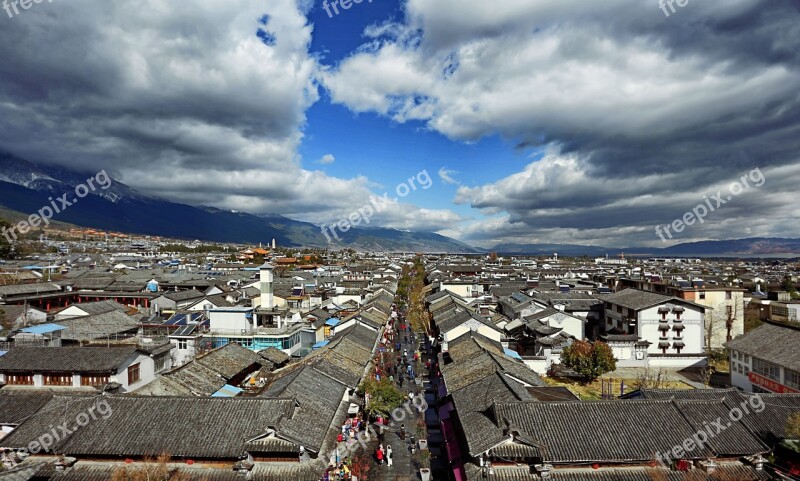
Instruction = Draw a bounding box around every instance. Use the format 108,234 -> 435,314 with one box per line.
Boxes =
359,378 -> 405,417
561,340 -> 617,382
786,412 -> 800,439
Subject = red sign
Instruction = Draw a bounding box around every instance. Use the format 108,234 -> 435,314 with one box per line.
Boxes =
748,372 -> 800,394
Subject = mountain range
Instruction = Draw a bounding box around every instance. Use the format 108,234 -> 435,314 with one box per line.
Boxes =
0,152 -> 478,252
490,239 -> 800,258
2,152 -> 799,257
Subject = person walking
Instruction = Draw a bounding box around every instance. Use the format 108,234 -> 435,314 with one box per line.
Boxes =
399,424 -> 406,441
376,445 -> 384,465
386,445 -> 393,467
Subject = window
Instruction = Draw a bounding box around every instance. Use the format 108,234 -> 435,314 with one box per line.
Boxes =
44,373 -> 72,386
7,374 -> 34,385
616,305 -> 622,313
127,363 -> 141,385
786,370 -> 800,390
178,339 -> 188,350
744,354 -> 750,363
699,291 -> 706,300
773,306 -> 789,317
81,374 -> 110,386
726,306 -> 733,318
752,358 -> 780,382
726,291 -> 732,300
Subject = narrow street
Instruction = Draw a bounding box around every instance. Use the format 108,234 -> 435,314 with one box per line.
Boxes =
354,309 -> 441,481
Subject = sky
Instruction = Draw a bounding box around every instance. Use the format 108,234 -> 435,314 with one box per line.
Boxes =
0,0 -> 798,248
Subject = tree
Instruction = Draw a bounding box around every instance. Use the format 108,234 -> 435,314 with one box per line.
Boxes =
560,340 -> 617,382
359,378 -> 405,417
786,412 -> 800,440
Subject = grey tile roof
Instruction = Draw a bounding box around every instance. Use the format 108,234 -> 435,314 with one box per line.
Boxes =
1,396 -> 296,459
437,309 -> 502,335
163,289 -> 205,302
603,289 -> 701,311
60,300 -> 127,316
725,322 -> 800,371
194,342 -> 262,380
56,310 -> 140,341
137,343 -> 262,396
0,346 -> 137,373
0,283 -> 61,298
547,466 -> 771,481
490,399 -> 771,464
677,400 -> 770,457
261,364 -> 348,452
0,390 -> 55,424
46,466 -> 244,481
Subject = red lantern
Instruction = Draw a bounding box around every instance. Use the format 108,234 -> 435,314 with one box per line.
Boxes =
124,459 -> 133,464
186,459 -> 195,465
592,463 -> 600,470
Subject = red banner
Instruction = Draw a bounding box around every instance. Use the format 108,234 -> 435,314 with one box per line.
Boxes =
748,372 -> 800,393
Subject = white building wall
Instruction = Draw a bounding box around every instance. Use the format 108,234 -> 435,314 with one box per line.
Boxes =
112,352 -> 156,392
209,310 -> 254,332
638,304 -> 704,355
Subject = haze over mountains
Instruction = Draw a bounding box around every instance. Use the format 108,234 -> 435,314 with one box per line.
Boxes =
0,153 -> 477,252
1,153 -> 799,257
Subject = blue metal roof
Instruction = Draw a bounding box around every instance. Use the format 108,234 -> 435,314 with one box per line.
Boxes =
211,384 -> 243,397
503,348 -> 523,360
20,323 -> 66,335
312,340 -> 330,349
324,318 -> 340,326
0,351 -> 7,357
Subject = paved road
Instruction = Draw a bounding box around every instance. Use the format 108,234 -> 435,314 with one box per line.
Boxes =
363,327 -> 431,481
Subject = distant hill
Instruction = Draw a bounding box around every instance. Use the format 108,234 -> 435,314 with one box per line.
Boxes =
492,238 -> 800,258
0,152 -> 479,253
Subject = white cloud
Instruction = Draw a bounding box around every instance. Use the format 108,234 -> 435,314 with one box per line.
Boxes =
438,167 -> 460,185
318,154 -> 336,164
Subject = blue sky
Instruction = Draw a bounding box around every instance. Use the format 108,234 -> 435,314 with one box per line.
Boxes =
300,0 -> 537,226
1,0 -> 798,248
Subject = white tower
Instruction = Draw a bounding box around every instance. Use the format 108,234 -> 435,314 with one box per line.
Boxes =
271,238 -> 276,249
260,262 -> 275,310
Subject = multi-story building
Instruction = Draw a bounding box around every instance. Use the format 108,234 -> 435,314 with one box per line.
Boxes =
603,289 -> 706,368
726,321 -> 800,394
615,277 -> 744,349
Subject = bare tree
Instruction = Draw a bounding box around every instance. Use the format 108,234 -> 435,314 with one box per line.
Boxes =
634,368 -> 667,390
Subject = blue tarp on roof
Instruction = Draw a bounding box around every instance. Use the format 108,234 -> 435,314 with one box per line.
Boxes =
312,340 -> 330,350
0,351 -> 7,357
20,324 -> 66,335
503,348 -> 523,360
211,384 -> 243,397
324,318 -> 340,326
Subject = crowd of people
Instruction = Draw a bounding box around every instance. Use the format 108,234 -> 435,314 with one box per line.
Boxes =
322,301 -> 437,480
